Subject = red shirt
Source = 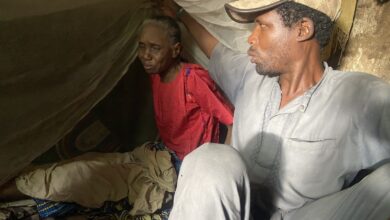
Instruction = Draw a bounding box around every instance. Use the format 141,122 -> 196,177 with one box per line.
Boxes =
150,63 -> 233,160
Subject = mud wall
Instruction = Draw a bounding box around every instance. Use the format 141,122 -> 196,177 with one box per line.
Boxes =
339,0 -> 390,83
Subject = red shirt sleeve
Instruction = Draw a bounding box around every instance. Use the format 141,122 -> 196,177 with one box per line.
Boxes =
186,64 -> 234,125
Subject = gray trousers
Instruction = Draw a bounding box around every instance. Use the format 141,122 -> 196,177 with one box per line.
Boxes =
169,143 -> 390,220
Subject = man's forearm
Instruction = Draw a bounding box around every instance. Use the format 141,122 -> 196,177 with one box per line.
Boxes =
178,10 -> 219,58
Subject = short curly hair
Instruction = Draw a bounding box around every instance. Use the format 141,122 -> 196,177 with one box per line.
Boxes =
276,2 -> 333,49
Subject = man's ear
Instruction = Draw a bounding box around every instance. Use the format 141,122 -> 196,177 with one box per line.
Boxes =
295,17 -> 315,42
172,42 -> 181,58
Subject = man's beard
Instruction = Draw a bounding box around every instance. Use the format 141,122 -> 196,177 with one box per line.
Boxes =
255,62 -> 280,77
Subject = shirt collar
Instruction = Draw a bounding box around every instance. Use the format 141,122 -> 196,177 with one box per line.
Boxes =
272,62 -> 331,114
299,62 -> 331,113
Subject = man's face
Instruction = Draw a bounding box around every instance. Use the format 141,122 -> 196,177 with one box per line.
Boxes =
137,24 -> 177,74
247,10 -> 294,76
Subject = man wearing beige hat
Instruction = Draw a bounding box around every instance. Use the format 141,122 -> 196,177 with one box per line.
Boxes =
161,0 -> 390,219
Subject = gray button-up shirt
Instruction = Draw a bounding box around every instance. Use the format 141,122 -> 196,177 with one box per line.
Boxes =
209,43 -> 390,212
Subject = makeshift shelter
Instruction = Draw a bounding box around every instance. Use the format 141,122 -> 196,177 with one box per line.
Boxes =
0,0 -> 389,218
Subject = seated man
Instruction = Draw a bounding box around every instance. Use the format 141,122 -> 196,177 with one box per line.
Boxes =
0,15 -> 233,219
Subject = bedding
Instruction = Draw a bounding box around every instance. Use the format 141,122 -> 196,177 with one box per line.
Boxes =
1,143 -> 178,220
0,199 -> 171,220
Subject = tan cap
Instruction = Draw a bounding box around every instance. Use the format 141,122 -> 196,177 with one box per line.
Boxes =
225,0 -> 341,23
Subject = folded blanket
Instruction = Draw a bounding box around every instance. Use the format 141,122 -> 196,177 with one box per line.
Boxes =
15,142 -> 177,215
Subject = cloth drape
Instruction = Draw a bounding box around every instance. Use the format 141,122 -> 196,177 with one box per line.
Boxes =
0,0 -> 155,185
178,0 -> 252,67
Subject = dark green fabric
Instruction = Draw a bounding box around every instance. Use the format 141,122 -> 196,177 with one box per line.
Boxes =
0,0 -> 155,185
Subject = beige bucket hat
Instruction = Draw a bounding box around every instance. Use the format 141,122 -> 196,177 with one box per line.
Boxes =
225,0 -> 341,23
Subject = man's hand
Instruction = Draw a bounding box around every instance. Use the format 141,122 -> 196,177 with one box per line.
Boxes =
160,0 -> 181,18
159,0 -> 218,58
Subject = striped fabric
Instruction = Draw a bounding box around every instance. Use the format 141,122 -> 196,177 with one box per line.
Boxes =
34,198 -> 78,218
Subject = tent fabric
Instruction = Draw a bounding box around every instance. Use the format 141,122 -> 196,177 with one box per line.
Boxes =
0,0 -> 252,185
177,0 -> 252,53
0,0 -> 155,185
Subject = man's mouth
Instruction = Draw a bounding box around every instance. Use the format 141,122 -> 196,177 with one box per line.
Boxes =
249,56 -> 257,63
248,55 -> 257,63
247,48 -> 257,63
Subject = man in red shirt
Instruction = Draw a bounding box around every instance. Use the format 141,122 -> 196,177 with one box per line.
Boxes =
0,15 -> 233,219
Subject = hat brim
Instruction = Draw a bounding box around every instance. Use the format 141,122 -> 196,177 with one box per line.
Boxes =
225,0 -> 288,23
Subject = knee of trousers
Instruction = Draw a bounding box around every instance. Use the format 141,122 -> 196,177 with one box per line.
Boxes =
180,143 -> 248,186
368,161 -> 390,184
358,161 -> 390,195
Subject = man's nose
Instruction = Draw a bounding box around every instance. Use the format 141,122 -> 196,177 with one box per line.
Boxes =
247,32 -> 256,45
247,26 -> 259,45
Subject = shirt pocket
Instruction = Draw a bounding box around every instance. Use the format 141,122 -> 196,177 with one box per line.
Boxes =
283,137 -> 340,185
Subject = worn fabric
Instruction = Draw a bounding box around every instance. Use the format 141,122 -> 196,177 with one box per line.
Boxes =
283,162 -> 390,220
0,206 -> 39,220
15,143 -> 177,215
150,63 -> 233,160
0,0 -> 155,185
207,43 -> 390,216
34,198 -> 78,218
0,198 -> 171,220
171,144 -> 390,220
169,143 -> 251,220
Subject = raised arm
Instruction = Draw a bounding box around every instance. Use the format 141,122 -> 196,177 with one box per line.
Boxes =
161,1 -> 218,58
